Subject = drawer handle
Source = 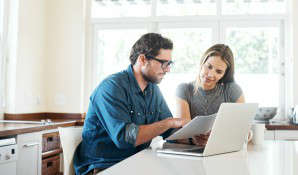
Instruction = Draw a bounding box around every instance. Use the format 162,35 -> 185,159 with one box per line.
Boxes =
47,161 -> 53,168
23,143 -> 40,148
47,137 -> 53,142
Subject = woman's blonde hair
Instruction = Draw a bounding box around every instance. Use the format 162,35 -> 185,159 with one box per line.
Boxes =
194,44 -> 235,94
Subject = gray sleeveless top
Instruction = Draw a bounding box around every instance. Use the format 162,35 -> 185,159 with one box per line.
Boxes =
176,82 -> 243,119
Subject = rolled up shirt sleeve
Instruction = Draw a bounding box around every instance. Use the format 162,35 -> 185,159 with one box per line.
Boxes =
125,123 -> 139,145
91,78 -> 137,149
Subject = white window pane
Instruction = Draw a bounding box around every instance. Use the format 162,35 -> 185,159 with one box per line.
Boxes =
91,0 -> 152,18
159,28 -> 213,113
225,27 -> 280,107
222,0 -> 287,15
161,28 -> 213,74
95,29 -> 146,85
157,0 -> 216,16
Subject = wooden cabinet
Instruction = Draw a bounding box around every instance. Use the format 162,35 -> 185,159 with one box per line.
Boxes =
42,130 -> 62,175
17,132 -> 42,175
42,132 -> 60,153
42,155 -> 60,175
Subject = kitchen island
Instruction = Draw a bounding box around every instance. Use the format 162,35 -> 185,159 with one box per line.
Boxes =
98,141 -> 298,175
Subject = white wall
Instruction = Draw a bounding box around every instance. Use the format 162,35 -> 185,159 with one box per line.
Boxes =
6,0 -> 19,113
84,0 -> 93,112
6,0 -> 47,113
292,1 -> 298,106
45,0 -> 85,113
5,0 -> 86,114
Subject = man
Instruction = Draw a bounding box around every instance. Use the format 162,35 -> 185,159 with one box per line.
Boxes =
73,33 -> 187,175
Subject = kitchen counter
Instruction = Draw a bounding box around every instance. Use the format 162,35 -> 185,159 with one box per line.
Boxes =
77,120 -> 298,130
2,118 -> 293,137
253,119 -> 298,130
99,141 -> 298,175
0,119 -> 78,137
266,122 -> 298,130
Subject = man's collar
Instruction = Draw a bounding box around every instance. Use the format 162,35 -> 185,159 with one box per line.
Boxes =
127,65 -> 152,94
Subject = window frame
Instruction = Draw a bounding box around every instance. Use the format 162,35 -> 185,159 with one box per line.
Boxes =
90,0 -> 290,119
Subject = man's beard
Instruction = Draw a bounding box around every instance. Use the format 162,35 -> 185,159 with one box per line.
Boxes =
141,70 -> 162,84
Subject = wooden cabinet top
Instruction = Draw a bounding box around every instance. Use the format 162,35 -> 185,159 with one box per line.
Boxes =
0,120 -> 78,137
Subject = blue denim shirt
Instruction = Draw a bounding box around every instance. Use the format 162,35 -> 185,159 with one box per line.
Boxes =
73,65 -> 173,175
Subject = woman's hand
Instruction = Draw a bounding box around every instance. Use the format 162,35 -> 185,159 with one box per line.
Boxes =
192,131 -> 211,146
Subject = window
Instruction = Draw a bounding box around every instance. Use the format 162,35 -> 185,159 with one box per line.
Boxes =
224,24 -> 282,107
159,25 -> 214,111
222,0 -> 287,15
91,0 -> 289,117
91,0 -> 152,18
156,0 -> 216,16
92,26 -> 147,86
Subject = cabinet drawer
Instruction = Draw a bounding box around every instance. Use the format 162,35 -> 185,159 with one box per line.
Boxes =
17,132 -> 42,175
42,132 -> 60,153
42,155 -> 60,175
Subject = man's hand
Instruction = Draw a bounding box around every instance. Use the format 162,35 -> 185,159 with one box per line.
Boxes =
166,118 -> 188,128
192,131 -> 211,147
135,117 -> 187,146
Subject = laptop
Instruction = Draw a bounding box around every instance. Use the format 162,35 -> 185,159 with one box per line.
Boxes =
157,103 -> 258,157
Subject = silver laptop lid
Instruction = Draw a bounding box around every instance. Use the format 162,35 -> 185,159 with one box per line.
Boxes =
203,103 -> 258,156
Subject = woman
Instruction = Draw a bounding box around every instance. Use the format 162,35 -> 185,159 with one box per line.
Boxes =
176,44 -> 245,146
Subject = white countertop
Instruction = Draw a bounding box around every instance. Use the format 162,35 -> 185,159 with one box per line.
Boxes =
99,141 -> 298,175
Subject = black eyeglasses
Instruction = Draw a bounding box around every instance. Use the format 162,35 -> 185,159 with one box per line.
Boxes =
145,55 -> 174,69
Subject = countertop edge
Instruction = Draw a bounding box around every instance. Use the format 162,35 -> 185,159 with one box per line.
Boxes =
0,120 -> 78,137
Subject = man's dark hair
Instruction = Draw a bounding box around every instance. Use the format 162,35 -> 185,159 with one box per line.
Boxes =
129,33 -> 173,65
